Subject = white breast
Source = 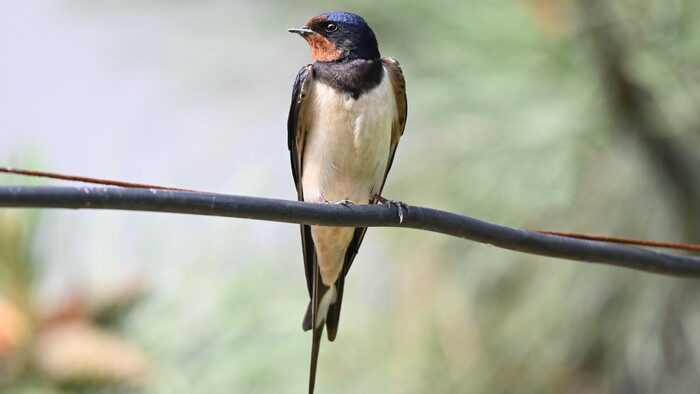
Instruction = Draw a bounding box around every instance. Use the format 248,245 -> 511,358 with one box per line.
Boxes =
301,68 -> 396,205
301,67 -> 397,287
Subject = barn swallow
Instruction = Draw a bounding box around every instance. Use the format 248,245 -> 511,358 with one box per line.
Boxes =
287,11 -> 407,394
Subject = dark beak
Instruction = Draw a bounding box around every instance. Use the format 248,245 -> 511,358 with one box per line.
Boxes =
288,27 -> 314,35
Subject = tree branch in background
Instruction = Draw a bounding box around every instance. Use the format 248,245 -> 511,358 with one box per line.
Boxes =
578,0 -> 700,242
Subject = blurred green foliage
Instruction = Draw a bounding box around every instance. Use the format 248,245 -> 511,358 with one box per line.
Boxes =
3,0 -> 700,393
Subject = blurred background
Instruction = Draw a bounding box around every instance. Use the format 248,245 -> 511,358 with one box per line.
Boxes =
1,0 -> 700,392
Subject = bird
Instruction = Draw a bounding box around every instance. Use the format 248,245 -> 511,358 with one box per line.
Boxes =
287,11 -> 407,394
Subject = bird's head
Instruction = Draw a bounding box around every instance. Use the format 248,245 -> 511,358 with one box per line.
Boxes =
288,12 -> 380,62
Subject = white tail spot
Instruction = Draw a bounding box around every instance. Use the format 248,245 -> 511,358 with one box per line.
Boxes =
315,285 -> 337,329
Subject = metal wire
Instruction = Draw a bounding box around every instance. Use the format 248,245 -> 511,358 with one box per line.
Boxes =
1,185 -> 699,278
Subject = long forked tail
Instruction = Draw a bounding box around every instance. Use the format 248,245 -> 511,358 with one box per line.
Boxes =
303,268 -> 337,394
325,275 -> 346,341
308,320 -> 323,394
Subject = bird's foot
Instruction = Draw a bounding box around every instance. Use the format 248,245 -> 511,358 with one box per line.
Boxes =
337,198 -> 354,207
373,194 -> 409,224
317,192 -> 354,207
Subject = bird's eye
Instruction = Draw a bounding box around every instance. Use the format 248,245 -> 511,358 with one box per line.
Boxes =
324,23 -> 338,33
